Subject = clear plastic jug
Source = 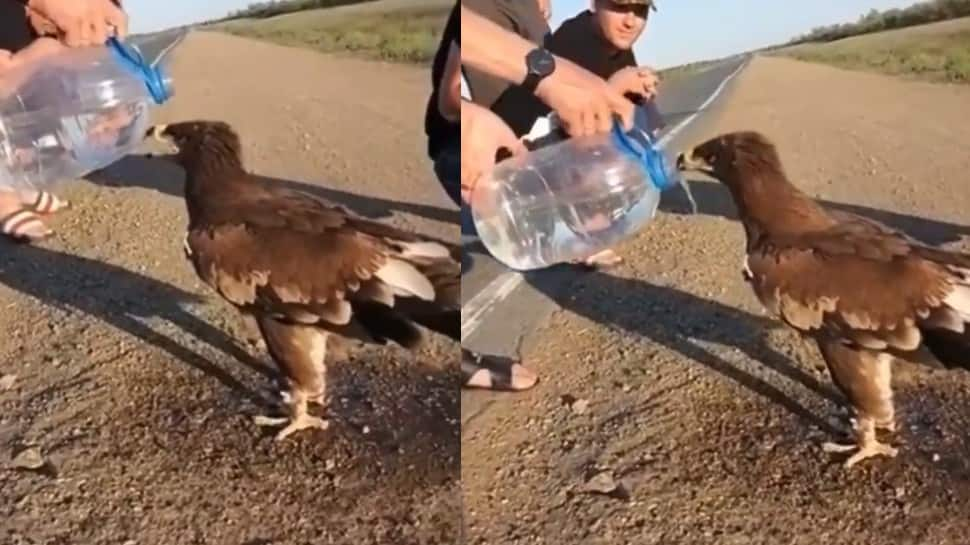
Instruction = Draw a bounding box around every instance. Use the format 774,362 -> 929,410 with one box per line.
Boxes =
0,29 -> 186,192
470,121 -> 686,271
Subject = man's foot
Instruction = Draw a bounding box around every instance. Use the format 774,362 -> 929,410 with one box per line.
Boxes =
462,349 -> 538,391
24,191 -> 70,215
1,208 -> 53,243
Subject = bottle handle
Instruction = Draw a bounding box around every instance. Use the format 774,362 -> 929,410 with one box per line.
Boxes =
106,36 -> 170,104
610,119 -> 677,192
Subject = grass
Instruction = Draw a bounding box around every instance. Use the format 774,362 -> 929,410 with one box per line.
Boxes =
211,0 -> 451,64
771,17 -> 970,84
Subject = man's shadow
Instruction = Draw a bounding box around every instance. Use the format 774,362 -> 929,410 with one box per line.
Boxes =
85,154 -> 460,226
662,178 -> 970,246
0,242 -> 275,405
528,269 -> 843,434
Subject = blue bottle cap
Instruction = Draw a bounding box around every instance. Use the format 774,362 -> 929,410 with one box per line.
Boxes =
107,36 -> 171,104
610,120 -> 679,191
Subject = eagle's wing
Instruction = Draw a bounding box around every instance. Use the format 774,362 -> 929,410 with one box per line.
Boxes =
746,220 -> 969,354
187,189 -> 456,332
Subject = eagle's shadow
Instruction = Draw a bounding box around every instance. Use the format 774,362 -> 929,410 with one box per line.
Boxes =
662,178 -> 970,246
85,154 -> 460,226
0,242 -> 276,405
528,269 -> 844,434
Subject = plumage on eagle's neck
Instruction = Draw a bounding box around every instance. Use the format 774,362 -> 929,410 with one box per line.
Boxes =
718,137 -> 835,244
178,129 -> 247,224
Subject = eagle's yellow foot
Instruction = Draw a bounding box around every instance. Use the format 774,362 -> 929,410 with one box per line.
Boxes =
253,413 -> 329,441
822,439 -> 898,468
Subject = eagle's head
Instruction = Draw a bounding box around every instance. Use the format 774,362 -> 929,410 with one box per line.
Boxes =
146,120 -> 244,172
675,131 -> 785,189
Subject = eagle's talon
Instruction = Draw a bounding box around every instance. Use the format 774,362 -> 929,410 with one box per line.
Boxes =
822,440 -> 898,468
274,414 -> 329,441
821,441 -> 857,454
253,415 -> 289,427
843,442 -> 898,468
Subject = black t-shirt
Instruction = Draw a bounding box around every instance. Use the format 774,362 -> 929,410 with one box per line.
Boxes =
0,1 -> 35,53
424,2 -> 459,159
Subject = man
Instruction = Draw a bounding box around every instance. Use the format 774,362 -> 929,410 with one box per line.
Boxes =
464,0 -> 662,268
424,3 -> 634,390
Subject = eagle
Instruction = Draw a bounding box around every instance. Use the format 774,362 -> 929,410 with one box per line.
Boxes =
147,120 -> 459,441
676,131 -> 970,468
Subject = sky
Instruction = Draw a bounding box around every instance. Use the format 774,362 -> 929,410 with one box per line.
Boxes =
549,0 -> 920,68
125,0 -> 923,68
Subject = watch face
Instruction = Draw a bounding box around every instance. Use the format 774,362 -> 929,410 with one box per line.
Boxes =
527,48 -> 555,77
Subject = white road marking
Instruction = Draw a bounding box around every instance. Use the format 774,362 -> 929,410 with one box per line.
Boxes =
460,57 -> 750,342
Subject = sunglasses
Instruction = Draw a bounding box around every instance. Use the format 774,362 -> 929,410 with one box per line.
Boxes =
600,0 -> 654,19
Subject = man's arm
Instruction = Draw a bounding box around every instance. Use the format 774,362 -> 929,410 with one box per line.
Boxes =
460,5 -> 634,136
437,41 -> 460,122
459,5 -> 536,87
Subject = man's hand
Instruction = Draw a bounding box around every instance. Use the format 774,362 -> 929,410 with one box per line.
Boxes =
608,66 -> 659,100
460,101 -> 527,204
533,56 -> 635,138
25,0 -> 128,47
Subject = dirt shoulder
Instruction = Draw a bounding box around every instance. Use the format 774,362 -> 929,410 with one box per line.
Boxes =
462,55 -> 970,545
0,32 -> 459,545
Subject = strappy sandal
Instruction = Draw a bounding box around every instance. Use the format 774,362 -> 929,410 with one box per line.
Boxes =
1,208 -> 53,243
462,349 -> 538,391
25,191 -> 70,215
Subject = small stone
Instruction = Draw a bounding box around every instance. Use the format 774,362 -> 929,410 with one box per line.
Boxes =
584,471 -> 618,494
0,374 -> 16,390
571,399 -> 590,415
895,487 -> 906,499
11,448 -> 45,470
325,459 -> 336,471
362,426 -> 371,435
932,453 -> 941,462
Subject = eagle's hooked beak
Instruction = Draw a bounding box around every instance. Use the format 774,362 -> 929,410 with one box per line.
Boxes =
676,149 -> 713,175
145,124 -> 179,155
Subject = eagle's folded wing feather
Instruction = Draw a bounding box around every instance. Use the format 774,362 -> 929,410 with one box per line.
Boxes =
747,226 -> 960,352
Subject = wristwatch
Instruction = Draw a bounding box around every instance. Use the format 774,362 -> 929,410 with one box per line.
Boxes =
521,47 -> 556,93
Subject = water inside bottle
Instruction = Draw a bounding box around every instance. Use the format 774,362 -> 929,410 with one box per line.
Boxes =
0,101 -> 148,189
475,157 -> 661,270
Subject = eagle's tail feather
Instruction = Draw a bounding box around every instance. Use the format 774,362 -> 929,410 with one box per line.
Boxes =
921,279 -> 970,370
922,327 -> 970,370
352,302 -> 425,349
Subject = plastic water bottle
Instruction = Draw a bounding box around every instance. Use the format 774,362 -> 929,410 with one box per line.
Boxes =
0,30 -> 185,192
469,121 -> 685,271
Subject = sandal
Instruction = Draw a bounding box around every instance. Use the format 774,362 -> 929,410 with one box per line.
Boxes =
462,349 -> 538,391
25,191 -> 70,215
1,208 -> 53,243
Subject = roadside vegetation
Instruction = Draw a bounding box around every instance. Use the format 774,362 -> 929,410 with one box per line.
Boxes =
209,0 -> 450,64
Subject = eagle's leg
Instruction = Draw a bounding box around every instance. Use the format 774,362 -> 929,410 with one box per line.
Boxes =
817,341 -> 898,468
251,319 -> 330,440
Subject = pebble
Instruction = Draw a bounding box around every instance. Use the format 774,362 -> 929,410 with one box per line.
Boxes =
571,399 -> 590,415
0,374 -> 16,390
11,448 -> 45,470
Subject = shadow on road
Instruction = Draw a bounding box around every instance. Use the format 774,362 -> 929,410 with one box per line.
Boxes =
86,154 -> 461,226
528,269 -> 843,434
0,242 -> 275,404
663,178 -> 970,246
